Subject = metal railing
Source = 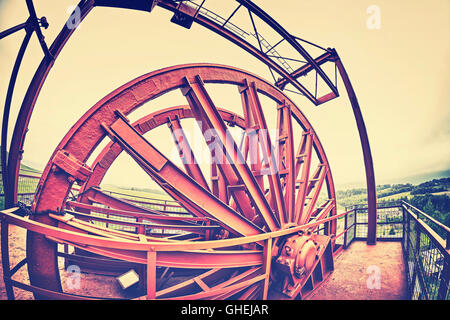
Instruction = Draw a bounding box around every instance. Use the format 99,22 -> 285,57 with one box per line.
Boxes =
0,170 -> 41,209
0,172 -> 187,212
401,201 -> 449,300
342,200 -> 449,300
99,189 -> 187,214
345,201 -> 404,242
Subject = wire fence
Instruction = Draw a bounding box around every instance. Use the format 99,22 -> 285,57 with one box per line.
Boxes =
0,170 -> 41,209
402,202 -> 449,300
345,201 -> 449,300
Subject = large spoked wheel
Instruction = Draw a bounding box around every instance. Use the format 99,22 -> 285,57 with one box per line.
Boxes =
29,64 -> 337,299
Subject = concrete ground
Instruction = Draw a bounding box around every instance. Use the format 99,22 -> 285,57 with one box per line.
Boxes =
310,241 -> 409,300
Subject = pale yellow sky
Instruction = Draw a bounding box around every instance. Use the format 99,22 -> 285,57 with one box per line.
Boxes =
0,0 -> 449,189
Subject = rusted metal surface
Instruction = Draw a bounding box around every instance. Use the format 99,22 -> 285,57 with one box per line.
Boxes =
0,0 -> 377,300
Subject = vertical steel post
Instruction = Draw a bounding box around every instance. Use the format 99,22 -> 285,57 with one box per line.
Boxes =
446,232 -> 450,250
0,220 -> 14,299
1,26 -> 33,209
0,24 -> 35,301
147,250 -> 157,300
414,220 -> 421,297
404,207 -> 412,299
262,237 -> 273,300
437,257 -> 449,300
343,211 -> 348,249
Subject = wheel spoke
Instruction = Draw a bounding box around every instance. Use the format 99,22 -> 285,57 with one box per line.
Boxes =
307,199 -> 335,233
82,186 -> 163,216
239,80 -> 287,225
182,75 -> 280,231
67,200 -> 205,224
308,199 -> 333,221
276,102 -> 295,223
102,111 -> 263,237
298,163 -> 328,225
240,87 -> 264,191
293,131 -> 313,224
211,161 -> 228,203
168,115 -> 210,191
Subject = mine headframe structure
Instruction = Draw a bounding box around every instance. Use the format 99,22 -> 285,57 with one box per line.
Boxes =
0,0 -> 377,300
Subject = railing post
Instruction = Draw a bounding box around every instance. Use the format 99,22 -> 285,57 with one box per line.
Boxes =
402,205 -> 406,251
437,256 -> 449,300
402,205 -> 413,299
415,221 -> 421,260
405,206 -> 410,261
446,231 -> 450,250
146,250 -> 157,300
1,220 -> 15,299
414,219 -> 422,299
343,211 -> 348,249
137,217 -> 145,234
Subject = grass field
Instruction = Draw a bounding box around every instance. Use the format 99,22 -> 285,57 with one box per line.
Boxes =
378,191 -> 412,202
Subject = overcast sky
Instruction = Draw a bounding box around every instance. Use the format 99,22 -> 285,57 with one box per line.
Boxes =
0,0 -> 449,190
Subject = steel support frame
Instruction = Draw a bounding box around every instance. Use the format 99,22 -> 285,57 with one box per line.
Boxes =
159,0 -> 337,106
0,0 -> 377,299
402,203 -> 450,300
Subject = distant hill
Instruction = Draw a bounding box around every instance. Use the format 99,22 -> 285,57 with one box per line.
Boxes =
335,168 -> 450,191
384,169 -> 450,186
336,176 -> 450,210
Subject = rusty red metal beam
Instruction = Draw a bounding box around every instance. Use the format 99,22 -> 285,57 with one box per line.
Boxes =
300,164 -> 328,226
83,187 -> 163,216
182,78 -> 258,222
168,115 -> 210,191
240,80 -> 287,225
182,75 -> 280,231
293,131 -> 313,224
67,201 -> 209,224
102,112 -> 264,237
276,102 -> 296,224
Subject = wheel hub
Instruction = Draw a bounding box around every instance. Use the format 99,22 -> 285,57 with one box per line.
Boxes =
275,232 -> 320,282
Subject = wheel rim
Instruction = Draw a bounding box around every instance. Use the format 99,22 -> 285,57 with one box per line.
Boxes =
29,63 -> 337,299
